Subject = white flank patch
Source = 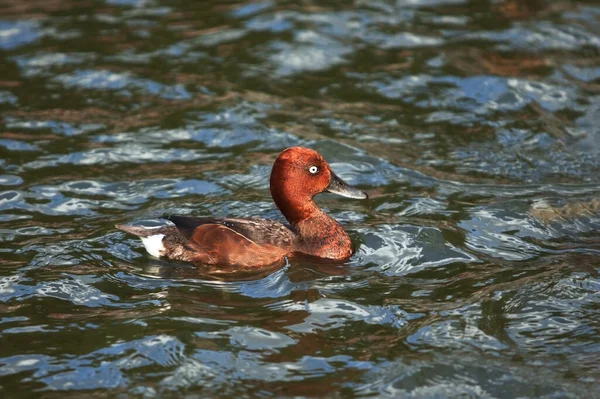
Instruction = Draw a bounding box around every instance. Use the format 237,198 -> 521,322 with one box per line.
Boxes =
140,234 -> 165,258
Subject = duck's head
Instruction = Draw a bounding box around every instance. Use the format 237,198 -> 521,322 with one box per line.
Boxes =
269,147 -> 367,223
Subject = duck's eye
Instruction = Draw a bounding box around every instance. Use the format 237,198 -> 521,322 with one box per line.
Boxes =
309,165 -> 319,174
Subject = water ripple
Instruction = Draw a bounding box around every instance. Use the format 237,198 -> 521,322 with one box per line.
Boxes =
1,0 -> 599,396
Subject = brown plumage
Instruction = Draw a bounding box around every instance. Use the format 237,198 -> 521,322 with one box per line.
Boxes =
117,147 -> 368,269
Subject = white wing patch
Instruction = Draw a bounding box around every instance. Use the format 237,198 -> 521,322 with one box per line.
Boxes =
140,234 -> 165,258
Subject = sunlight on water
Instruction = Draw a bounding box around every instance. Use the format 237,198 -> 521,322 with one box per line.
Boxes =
0,0 -> 599,397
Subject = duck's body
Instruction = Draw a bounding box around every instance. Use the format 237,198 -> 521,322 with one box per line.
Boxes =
117,147 -> 368,268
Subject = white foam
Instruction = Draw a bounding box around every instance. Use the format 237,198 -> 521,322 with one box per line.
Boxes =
140,234 -> 165,258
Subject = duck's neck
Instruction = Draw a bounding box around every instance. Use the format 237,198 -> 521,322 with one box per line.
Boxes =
274,196 -> 317,225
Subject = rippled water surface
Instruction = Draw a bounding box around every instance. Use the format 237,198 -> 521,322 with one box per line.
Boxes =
1,0 -> 600,397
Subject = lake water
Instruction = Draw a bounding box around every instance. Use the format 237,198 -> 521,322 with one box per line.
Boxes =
1,0 -> 599,397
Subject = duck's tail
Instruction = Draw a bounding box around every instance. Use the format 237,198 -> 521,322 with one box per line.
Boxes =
115,224 -> 167,237
116,224 -> 174,258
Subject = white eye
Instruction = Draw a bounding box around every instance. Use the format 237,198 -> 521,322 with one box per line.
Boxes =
309,165 -> 319,174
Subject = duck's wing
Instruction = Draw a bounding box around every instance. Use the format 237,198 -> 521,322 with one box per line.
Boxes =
165,215 -> 296,248
187,224 -> 288,267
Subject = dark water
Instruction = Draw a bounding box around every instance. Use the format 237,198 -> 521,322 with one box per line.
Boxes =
1,0 -> 600,397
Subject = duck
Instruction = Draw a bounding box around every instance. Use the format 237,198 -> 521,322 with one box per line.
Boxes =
116,146 -> 368,269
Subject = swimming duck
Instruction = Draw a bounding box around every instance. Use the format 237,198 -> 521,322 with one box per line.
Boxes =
116,147 -> 368,268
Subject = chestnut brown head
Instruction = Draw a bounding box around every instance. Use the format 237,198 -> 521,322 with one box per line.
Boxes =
269,147 -> 367,223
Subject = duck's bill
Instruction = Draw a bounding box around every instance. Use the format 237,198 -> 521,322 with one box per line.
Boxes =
326,171 -> 368,199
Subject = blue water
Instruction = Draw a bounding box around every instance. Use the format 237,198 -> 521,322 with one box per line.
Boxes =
1,0 -> 599,397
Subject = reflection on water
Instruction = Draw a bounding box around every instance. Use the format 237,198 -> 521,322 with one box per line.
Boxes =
1,0 -> 599,396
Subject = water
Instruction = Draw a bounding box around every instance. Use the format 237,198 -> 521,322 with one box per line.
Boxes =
1,0 -> 599,397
